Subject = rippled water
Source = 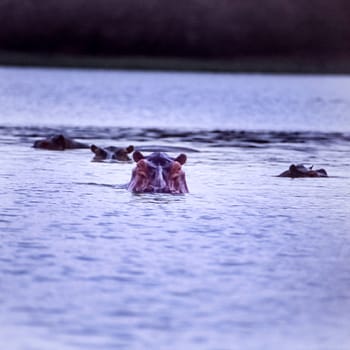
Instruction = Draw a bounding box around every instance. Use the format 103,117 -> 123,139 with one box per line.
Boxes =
1,67 -> 350,350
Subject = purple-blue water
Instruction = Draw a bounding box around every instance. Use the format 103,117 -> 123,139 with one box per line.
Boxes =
0,67 -> 350,350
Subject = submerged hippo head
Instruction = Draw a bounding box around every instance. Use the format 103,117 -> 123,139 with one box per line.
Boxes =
33,134 -> 89,150
278,164 -> 328,178
91,145 -> 134,162
127,151 -> 189,193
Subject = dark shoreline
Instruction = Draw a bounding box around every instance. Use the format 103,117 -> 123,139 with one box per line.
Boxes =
1,51 -> 350,74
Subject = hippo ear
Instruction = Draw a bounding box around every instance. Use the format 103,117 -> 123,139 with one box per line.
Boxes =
133,151 -> 144,162
175,154 -> 187,165
126,145 -> 134,153
90,144 -> 98,154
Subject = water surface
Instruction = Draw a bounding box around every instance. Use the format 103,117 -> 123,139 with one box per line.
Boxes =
0,67 -> 350,350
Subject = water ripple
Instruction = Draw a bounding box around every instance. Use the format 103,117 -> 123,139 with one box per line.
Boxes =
0,126 -> 349,149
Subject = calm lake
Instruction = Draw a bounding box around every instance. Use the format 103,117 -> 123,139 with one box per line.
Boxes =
0,67 -> 350,350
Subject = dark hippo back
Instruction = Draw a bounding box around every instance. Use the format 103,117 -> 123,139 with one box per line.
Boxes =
33,134 -> 89,150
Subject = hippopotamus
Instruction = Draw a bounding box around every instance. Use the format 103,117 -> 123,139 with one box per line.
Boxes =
127,151 -> 189,193
90,145 -> 134,162
278,164 -> 328,178
33,134 -> 89,150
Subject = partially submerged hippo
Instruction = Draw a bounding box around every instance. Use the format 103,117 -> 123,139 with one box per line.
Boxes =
91,145 -> 134,162
33,134 -> 89,150
278,164 -> 328,178
127,151 -> 189,193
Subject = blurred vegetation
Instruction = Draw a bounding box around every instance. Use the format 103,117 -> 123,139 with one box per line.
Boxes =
0,0 -> 349,71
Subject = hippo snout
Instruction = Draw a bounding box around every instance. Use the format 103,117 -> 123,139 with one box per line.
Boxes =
152,165 -> 167,191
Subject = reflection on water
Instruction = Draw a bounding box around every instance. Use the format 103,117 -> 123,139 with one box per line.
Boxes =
0,68 -> 350,350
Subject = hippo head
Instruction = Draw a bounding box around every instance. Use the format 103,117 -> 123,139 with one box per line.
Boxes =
33,134 -> 66,150
278,164 -> 328,178
33,134 -> 89,150
289,164 -> 328,177
91,145 -> 134,162
127,151 -> 189,193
